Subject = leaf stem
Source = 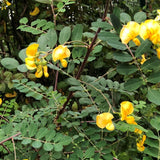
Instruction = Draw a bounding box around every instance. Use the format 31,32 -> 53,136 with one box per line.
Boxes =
54,0 -> 111,121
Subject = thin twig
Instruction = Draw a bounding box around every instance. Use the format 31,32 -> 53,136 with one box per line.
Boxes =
0,132 -> 21,145
125,44 -> 147,82
54,0 -> 111,121
1,144 -> 11,153
51,0 -> 56,25
12,138 -> 16,160
0,115 -> 9,123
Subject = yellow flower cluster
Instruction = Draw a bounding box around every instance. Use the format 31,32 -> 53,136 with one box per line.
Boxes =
120,10 -> 160,60
25,44 -> 49,78
96,101 -> 146,152
25,44 -> 71,78
120,101 -> 146,151
1,0 -> 11,10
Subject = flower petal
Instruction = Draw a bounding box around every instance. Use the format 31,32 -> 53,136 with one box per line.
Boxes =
26,43 -> 39,57
120,101 -> 134,121
106,122 -> 115,131
96,112 -> 114,129
120,21 -> 140,44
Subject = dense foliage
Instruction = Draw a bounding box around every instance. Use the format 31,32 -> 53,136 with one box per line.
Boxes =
0,0 -> 160,160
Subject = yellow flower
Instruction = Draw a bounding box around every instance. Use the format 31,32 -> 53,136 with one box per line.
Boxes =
120,21 -> 140,44
30,7 -> 40,16
6,1 -> 11,6
137,135 -> 146,152
25,43 -> 49,78
52,45 -> 71,68
0,98 -> 2,105
139,19 -> 160,44
156,48 -> 160,59
35,65 -> 49,78
5,91 -> 17,98
125,116 -> 137,125
120,101 -> 134,121
140,54 -> 147,64
132,38 -> 141,46
96,112 -> 115,131
25,57 -> 37,70
26,43 -> 39,57
43,65 -> 49,78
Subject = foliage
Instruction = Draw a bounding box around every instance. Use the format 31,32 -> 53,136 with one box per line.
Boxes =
0,0 -> 160,160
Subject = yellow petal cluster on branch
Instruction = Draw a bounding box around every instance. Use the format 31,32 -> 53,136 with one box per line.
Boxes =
120,10 -> 160,60
52,45 -> 71,68
25,44 -> 49,78
120,21 -> 140,45
96,112 -> 115,131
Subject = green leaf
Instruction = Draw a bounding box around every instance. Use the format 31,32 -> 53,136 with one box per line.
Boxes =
19,17 -> 28,24
110,14 -> 122,33
91,21 -> 112,30
43,143 -> 54,151
150,116 -> 160,131
135,39 -> 152,57
147,72 -> 160,84
17,64 -> 28,72
98,32 -> 119,42
45,130 -> 56,141
146,130 -> 158,139
66,78 -> 81,86
59,26 -> 71,44
47,63 -> 60,71
134,11 -> 147,23
74,91 -> 88,98
32,141 -> 42,149
117,64 -> 137,75
113,52 -> 132,62
67,61 -> 75,73
1,58 -> 19,70
83,147 -> 95,159
36,128 -> 49,139
71,24 -> 83,41
107,40 -> 126,50
72,47 -> 87,59
47,28 -> 57,48
28,123 -> 38,137
124,78 -> 143,91
147,88 -> 160,105
144,147 -> 158,158
79,98 -> 92,105
37,34 -> 48,50
35,0 -> 51,4
60,136 -> 72,145
54,143 -> 63,152
142,57 -> 160,71
120,12 -> 131,24
69,86 -> 83,91
18,48 -> 26,62
21,139 -> 32,145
